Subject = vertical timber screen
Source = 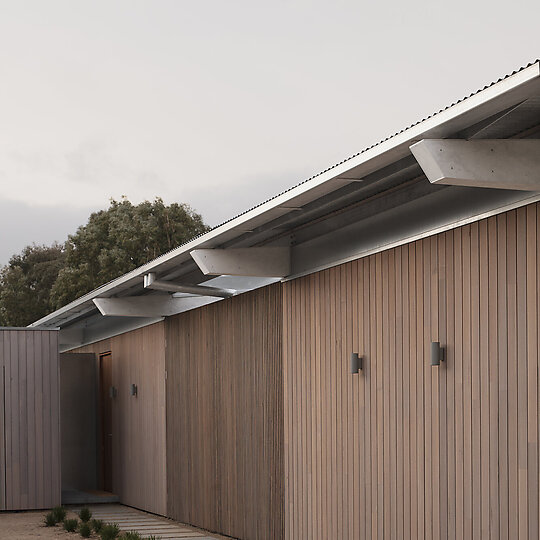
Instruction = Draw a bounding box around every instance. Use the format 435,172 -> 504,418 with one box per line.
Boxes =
0,329 -> 60,510
283,203 -> 540,540
165,283 -> 284,540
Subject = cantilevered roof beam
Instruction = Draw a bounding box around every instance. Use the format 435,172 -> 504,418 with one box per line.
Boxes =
93,295 -> 220,317
143,272 -> 236,298
410,139 -> 540,191
190,247 -> 290,277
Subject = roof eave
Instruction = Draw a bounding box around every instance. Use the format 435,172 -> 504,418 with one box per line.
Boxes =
30,61 -> 540,329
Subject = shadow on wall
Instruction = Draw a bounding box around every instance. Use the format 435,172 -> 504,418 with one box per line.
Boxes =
60,353 -> 98,494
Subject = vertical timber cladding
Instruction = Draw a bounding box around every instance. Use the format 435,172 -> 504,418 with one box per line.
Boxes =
283,203 -> 540,540
166,283 -> 284,540
0,329 -> 61,510
73,323 -> 167,516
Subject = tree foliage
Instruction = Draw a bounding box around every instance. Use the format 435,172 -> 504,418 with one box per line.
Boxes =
0,197 -> 210,325
0,244 -> 65,327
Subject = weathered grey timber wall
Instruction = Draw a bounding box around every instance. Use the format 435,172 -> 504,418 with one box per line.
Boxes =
0,328 -> 60,510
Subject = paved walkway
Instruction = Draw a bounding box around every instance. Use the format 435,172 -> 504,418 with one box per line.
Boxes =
75,504 -> 220,539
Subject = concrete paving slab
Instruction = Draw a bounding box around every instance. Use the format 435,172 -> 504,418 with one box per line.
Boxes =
72,503 -> 222,539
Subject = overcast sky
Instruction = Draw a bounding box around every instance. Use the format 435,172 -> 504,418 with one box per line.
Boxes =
0,0 -> 538,266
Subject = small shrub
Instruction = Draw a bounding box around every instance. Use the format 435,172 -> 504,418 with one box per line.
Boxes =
122,532 -> 142,540
64,518 -> 78,532
92,518 -> 104,532
44,512 -> 58,527
145,536 -> 162,540
100,523 -> 121,540
78,507 -> 92,522
79,522 -> 92,538
52,505 -> 67,522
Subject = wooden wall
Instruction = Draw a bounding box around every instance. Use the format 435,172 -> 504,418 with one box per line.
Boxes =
283,203 -> 540,540
165,283 -> 284,540
0,329 -> 61,510
74,322 -> 167,515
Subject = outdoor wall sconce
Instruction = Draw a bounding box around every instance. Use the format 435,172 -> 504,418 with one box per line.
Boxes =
130,384 -> 138,397
431,341 -> 445,366
350,353 -> 363,374
109,386 -> 117,398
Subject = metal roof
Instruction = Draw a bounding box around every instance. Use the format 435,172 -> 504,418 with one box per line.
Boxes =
31,60 -> 540,334
185,60 -> 540,235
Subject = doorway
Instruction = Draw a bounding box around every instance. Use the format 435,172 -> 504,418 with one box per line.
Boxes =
99,353 -> 113,493
60,353 -> 98,497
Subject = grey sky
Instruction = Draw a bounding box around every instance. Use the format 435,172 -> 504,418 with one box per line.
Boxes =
0,0 -> 538,266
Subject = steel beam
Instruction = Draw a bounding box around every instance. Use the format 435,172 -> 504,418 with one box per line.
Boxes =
143,272 -> 236,298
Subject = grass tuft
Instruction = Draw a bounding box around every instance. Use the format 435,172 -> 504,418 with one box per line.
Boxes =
100,523 -> 121,540
52,505 -> 67,522
63,518 -> 78,532
91,518 -> 104,532
78,506 -> 92,522
122,532 -> 143,540
79,521 -> 92,538
44,512 -> 58,527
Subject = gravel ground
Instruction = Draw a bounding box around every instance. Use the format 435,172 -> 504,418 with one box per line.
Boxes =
0,509 -> 80,539
0,508 -> 234,540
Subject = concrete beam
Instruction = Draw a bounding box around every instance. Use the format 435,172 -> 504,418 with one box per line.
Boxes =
93,295 -> 221,317
410,139 -> 540,191
190,247 -> 290,277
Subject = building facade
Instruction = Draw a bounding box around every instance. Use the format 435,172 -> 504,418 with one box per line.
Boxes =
1,60 -> 538,539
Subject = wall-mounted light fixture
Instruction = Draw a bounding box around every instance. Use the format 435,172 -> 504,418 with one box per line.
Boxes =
350,353 -> 363,374
109,386 -> 117,398
130,384 -> 138,397
431,342 -> 444,366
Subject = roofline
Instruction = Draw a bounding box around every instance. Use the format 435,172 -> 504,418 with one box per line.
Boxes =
1,327 -> 58,331
31,61 -> 540,328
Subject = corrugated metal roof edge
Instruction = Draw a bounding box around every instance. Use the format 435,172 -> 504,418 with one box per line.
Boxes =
30,59 -> 540,328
